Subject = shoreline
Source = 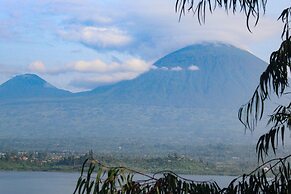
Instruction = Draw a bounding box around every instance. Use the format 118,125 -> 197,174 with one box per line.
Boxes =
0,163 -> 248,177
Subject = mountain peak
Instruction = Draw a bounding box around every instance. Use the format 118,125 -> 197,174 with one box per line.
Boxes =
0,73 -> 70,99
11,73 -> 54,88
183,41 -> 236,49
91,42 -> 267,108
154,42 -> 254,69
16,73 -> 42,79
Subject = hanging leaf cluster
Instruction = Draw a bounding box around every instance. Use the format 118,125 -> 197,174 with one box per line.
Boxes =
175,0 -> 267,30
238,7 -> 291,159
74,159 -> 221,194
222,154 -> 291,193
74,156 -> 291,194
255,103 -> 291,161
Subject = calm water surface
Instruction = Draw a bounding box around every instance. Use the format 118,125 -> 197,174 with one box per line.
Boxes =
0,171 -> 235,194
0,171 -> 79,194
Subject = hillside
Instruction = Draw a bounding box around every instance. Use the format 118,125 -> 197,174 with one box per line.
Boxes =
0,74 -> 71,99
0,43 -> 268,152
89,43 -> 266,108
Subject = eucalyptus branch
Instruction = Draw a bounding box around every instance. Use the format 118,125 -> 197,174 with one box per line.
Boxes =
175,0 -> 266,31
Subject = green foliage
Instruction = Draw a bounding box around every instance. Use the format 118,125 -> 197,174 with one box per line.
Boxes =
0,146 -> 261,175
175,0 -> 266,30
238,8 -> 291,160
255,103 -> 291,162
74,155 -> 291,194
223,154 -> 291,193
74,159 -> 221,194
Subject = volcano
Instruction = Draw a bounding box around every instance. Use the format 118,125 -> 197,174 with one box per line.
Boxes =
89,42 -> 266,109
0,74 -> 71,99
0,42 -> 268,151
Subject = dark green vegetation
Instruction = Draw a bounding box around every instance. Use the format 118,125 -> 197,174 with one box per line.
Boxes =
0,146 -> 261,175
0,151 -> 87,172
74,154 -> 291,194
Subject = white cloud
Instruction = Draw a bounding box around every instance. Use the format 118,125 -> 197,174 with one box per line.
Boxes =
124,58 -> 151,72
151,65 -> 158,70
188,65 -> 200,71
71,58 -> 150,73
72,59 -> 117,73
29,61 -> 46,73
28,57 -> 150,75
59,26 -> 132,49
171,66 -> 183,71
28,61 -> 67,75
68,71 -> 143,90
80,0 -> 281,61
153,66 -> 183,71
25,57 -> 151,91
160,67 -> 169,71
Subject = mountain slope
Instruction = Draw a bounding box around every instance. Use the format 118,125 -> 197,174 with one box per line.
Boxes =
0,74 -> 71,99
0,43 -> 269,151
90,43 -> 267,108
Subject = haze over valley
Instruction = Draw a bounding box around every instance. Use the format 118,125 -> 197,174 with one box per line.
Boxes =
0,43 -> 268,154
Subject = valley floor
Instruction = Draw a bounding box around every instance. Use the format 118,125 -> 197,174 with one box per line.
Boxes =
0,151 -> 258,176
1,144 -> 288,175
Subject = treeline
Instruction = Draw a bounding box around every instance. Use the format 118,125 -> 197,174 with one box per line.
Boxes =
0,150 -> 261,175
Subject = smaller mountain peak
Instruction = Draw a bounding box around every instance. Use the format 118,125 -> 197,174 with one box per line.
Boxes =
17,73 -> 39,77
14,73 -> 43,80
0,73 -> 71,99
10,73 -> 54,88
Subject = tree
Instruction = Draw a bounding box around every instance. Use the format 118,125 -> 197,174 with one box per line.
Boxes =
176,0 -> 291,161
74,1 -> 291,193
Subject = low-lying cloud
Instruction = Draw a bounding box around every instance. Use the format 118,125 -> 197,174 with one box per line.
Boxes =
152,65 -> 199,72
71,58 -> 150,74
26,57 -> 151,91
29,61 -> 47,73
59,26 -> 132,49
188,65 -> 200,71
69,71 -> 139,89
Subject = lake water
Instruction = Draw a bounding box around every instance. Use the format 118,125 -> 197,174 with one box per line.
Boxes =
0,171 -> 236,194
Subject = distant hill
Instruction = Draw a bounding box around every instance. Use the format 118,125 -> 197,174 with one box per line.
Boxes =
89,43 -> 266,108
0,43 -> 269,152
0,43 -> 266,107
0,74 -> 71,99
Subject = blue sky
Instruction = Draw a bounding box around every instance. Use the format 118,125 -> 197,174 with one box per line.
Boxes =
0,0 -> 289,92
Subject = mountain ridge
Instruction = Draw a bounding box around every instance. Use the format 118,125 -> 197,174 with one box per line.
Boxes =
0,43 -> 267,109
0,42 -> 269,151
